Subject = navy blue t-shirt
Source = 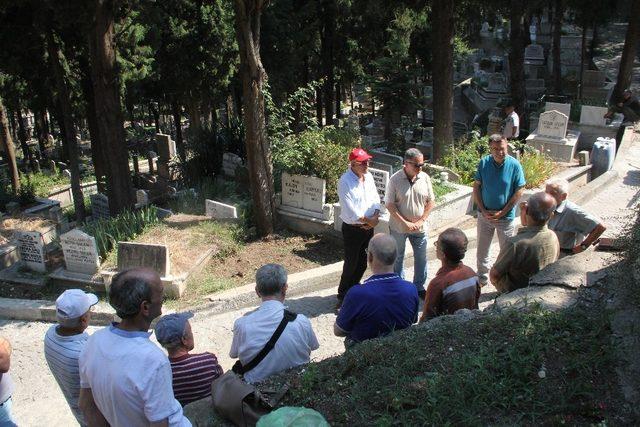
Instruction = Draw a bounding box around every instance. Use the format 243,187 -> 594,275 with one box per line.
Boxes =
336,274 -> 419,343
474,155 -> 526,220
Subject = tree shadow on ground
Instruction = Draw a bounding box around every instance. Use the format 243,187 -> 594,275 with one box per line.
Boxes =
291,238 -> 344,265
285,294 -> 338,319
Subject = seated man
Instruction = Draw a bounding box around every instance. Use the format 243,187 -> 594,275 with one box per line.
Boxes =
230,264 -> 319,384
491,192 -> 559,293
155,312 -> 224,407
420,228 -> 480,322
544,178 -> 606,256
44,289 -> 98,426
334,233 -> 419,345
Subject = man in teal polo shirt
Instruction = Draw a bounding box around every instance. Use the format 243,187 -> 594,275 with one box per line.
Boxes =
473,134 -> 526,286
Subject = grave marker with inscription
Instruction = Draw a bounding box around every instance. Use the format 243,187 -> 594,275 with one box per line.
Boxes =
16,231 -> 46,272
369,168 -> 389,201
281,172 -> 304,208
117,242 -> 170,277
60,229 -> 100,275
537,110 -> 568,139
302,175 -> 326,213
205,200 -> 238,219
90,193 -> 110,220
544,102 -> 571,118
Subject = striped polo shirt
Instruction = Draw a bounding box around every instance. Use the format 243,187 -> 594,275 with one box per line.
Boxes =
169,352 -> 224,406
421,263 -> 480,321
44,325 -> 89,426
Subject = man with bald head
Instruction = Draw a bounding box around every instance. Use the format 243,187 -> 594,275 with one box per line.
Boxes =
334,233 -> 419,345
490,192 -> 560,293
79,268 -> 191,426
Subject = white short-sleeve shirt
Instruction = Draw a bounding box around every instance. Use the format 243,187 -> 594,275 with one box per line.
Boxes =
230,300 -> 319,384
503,111 -> 520,138
79,324 -> 191,427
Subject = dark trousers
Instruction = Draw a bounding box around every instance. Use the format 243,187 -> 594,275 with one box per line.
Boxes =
338,222 -> 374,299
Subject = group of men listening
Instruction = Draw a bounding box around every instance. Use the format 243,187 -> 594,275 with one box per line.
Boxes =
0,133 -> 607,426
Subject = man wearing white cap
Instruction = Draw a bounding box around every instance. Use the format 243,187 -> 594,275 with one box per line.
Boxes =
44,289 -> 98,426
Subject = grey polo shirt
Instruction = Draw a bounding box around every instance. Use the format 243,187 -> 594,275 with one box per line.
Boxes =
384,170 -> 435,234
548,200 -> 600,250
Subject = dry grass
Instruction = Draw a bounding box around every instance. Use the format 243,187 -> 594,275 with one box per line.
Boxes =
0,216 -> 56,240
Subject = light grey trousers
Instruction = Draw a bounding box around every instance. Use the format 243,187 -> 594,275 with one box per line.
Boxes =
476,214 -> 516,284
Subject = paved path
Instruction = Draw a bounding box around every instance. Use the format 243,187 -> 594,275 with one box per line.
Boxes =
2,134 -> 639,425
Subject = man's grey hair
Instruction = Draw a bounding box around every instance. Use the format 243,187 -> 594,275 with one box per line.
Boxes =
488,133 -> 505,145
546,178 -> 570,196
368,234 -> 398,266
57,316 -> 82,328
527,192 -> 557,224
256,264 -> 288,296
404,148 -> 423,161
109,270 -> 153,319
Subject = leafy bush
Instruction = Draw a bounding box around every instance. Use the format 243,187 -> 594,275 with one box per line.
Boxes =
83,206 -> 160,260
272,127 -> 358,203
512,142 -> 557,189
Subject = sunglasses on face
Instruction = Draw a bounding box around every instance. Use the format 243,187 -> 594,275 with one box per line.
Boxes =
406,161 -> 425,168
355,160 -> 370,166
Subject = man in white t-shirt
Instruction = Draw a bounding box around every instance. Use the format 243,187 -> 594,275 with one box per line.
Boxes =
230,264 -> 319,384
79,268 -> 190,427
502,102 -> 519,140
44,289 -> 99,426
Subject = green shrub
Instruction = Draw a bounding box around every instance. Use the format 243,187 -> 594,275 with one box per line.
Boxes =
83,206 -> 160,260
440,130 -> 488,185
273,127 -> 358,203
513,142 -> 556,189
20,172 -> 68,198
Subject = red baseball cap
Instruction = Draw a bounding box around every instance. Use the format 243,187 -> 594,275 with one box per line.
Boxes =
348,147 -> 372,162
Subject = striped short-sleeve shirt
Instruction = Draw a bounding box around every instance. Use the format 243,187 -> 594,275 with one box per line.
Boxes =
169,352 -> 224,406
421,263 -> 480,321
44,325 -> 89,425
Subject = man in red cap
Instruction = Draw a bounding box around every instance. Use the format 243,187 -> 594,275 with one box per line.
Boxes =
336,147 -> 381,309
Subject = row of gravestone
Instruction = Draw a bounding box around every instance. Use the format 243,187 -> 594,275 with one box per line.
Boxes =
13,226 -> 171,280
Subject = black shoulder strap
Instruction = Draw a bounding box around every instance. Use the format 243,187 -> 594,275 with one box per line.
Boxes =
232,310 -> 298,375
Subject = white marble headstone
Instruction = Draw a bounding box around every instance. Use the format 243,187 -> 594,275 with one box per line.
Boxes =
302,175 -> 326,213
544,102 -> 571,118
579,106 -> 608,126
538,110 -> 569,139
15,231 -> 46,272
60,229 -> 100,275
205,200 -> 238,219
369,168 -> 389,202
281,172 -> 304,208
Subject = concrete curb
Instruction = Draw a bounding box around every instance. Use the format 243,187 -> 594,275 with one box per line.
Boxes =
0,298 -> 116,326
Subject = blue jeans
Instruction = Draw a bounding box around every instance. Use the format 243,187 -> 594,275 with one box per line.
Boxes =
390,230 -> 427,292
0,397 -> 17,426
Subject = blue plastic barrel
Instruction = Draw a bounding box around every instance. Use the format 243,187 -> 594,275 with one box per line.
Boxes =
590,137 -> 616,179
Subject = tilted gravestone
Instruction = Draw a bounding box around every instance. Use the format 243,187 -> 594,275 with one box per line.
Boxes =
156,134 -> 176,161
117,242 -> 170,277
205,200 -> 238,219
60,229 -> 100,275
15,231 -> 46,273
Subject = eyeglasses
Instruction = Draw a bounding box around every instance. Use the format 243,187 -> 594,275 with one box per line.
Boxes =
406,161 -> 425,168
355,160 -> 370,166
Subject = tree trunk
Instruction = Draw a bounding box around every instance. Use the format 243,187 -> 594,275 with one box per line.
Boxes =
16,108 -> 35,168
234,0 -> 275,236
171,100 -> 185,157
320,0 -> 336,126
90,0 -> 134,215
579,22 -> 588,99
588,21 -> 598,68
0,97 -> 20,193
552,0 -> 564,95
52,101 -> 70,161
34,109 -> 48,158
509,1 -> 527,129
431,0 -> 454,161
335,82 -> 342,119
79,60 -> 107,194
46,29 -> 86,222
613,0 -> 640,103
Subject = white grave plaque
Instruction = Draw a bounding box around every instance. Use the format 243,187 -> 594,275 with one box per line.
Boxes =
302,175 -> 326,213
369,168 -> 389,201
16,231 -> 46,272
205,200 -> 238,219
538,110 -> 568,139
281,172 -> 304,208
60,229 -> 100,275
579,106 -> 608,126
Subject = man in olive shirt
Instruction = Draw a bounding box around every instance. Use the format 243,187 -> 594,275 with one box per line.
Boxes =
385,148 -> 435,298
490,192 -> 559,293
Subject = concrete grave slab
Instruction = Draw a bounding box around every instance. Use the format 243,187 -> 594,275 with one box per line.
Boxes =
205,200 -> 238,219
117,242 -> 170,277
579,105 -> 608,126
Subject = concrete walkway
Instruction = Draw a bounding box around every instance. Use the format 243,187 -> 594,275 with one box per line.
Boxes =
2,130 -> 639,425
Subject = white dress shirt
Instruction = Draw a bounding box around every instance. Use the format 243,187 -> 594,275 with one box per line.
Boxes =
230,300 -> 319,384
338,168 -> 381,225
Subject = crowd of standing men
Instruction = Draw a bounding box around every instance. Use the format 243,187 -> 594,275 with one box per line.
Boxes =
0,134 -> 607,426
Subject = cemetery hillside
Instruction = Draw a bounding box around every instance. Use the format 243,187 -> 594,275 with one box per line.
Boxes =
1,0 -> 640,425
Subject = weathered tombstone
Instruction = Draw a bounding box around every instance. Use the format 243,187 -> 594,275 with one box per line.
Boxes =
302,175 -> 326,213
63,169 -> 72,179
537,110 -> 569,139
281,172 -> 303,208
90,193 -> 110,220
60,229 -> 100,275
370,150 -> 403,174
136,189 -> 149,206
49,160 -> 57,174
117,242 -> 170,277
369,167 -> 390,202
583,70 -> 606,88
15,231 -> 46,272
486,73 -> 507,93
524,44 -> 544,65
33,159 -> 41,173
156,134 -> 176,160
544,102 -> 571,118
49,206 -> 64,223
205,200 -> 238,219
579,106 -> 608,126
